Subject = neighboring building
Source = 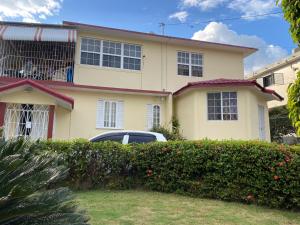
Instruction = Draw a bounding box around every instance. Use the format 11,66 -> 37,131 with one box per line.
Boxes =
0,21 -> 282,142
247,49 -> 300,108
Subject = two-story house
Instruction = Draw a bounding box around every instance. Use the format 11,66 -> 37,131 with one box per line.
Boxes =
0,21 -> 283,141
248,49 -> 300,108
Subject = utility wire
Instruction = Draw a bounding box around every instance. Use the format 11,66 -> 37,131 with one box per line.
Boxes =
164,11 -> 283,27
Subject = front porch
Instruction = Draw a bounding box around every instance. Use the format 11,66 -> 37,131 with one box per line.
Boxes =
1,103 -> 54,140
0,79 -> 74,140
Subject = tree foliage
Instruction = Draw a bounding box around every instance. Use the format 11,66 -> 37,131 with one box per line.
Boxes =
269,106 -> 295,141
151,117 -> 185,141
0,139 -> 89,225
277,0 -> 300,135
287,72 -> 300,136
277,0 -> 300,44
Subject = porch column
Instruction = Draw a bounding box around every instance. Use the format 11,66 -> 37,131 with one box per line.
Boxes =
47,105 -> 55,139
0,102 -> 6,127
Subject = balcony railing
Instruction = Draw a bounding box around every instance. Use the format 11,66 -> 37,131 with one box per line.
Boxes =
0,40 -> 75,82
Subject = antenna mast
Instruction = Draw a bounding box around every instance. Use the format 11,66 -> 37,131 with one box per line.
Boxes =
159,22 -> 165,35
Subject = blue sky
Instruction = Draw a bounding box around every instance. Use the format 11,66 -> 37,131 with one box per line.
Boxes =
0,0 -> 296,74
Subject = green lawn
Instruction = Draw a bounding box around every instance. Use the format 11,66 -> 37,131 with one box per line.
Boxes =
77,190 -> 300,225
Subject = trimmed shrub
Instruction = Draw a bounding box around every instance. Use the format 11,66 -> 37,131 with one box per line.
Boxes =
34,139 -> 300,210
34,139 -> 133,189
132,140 -> 300,209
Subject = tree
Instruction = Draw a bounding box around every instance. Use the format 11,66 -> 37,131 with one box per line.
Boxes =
278,0 -> 300,44
0,139 -> 89,225
278,0 -> 300,135
269,106 -> 295,141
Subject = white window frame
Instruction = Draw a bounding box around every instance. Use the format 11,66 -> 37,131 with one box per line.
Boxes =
123,43 -> 142,71
102,40 -> 122,69
177,51 -> 203,77
80,38 -> 101,66
96,99 -> 124,129
207,92 -> 238,121
80,37 -> 142,71
152,104 -> 160,128
103,100 -> 117,128
147,104 -> 161,130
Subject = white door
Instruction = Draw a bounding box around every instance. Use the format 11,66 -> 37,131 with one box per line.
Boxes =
258,105 -> 266,140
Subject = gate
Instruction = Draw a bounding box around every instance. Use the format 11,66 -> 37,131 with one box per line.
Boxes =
4,103 -> 49,140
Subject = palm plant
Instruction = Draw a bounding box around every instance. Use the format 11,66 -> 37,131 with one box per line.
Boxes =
0,139 -> 89,225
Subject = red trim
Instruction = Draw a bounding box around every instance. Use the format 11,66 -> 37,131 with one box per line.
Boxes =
0,77 -> 171,96
0,79 -> 74,108
63,21 -> 257,53
47,105 -> 55,139
173,78 -> 284,101
0,102 -> 6,127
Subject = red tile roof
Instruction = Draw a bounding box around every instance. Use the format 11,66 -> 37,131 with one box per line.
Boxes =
0,79 -> 74,108
174,78 -> 284,101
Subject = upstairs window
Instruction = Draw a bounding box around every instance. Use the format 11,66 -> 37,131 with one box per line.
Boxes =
263,73 -> 284,87
123,44 -> 141,70
263,74 -> 275,87
102,41 -> 122,68
207,92 -> 238,121
177,51 -> 203,77
80,38 -> 101,66
80,38 -> 142,71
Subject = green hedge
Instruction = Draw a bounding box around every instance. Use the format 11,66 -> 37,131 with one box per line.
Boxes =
33,139 -> 300,210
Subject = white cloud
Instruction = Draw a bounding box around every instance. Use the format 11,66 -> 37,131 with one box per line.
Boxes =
181,0 -> 226,10
192,22 -> 288,74
0,0 -> 62,23
228,0 -> 277,19
180,0 -> 278,20
169,11 -> 189,22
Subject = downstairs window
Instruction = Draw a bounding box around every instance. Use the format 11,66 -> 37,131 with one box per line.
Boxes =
207,92 -> 238,120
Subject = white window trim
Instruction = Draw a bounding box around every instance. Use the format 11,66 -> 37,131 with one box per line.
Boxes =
177,51 -> 203,77
80,38 -> 101,66
80,37 -> 142,71
103,100 -> 117,129
147,104 -> 161,130
96,99 -> 124,129
102,40 -> 122,69
207,92 -> 238,121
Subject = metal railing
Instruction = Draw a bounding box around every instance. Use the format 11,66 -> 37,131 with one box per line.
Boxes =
0,40 -> 75,82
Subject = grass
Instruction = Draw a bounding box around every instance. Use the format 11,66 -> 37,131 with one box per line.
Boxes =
77,190 -> 300,225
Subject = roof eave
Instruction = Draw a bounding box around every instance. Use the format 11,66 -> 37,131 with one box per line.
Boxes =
63,21 -> 257,58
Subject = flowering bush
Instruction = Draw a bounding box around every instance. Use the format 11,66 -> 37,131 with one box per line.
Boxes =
34,139 -> 300,210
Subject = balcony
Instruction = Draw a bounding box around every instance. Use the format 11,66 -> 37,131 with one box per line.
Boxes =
0,40 -> 75,82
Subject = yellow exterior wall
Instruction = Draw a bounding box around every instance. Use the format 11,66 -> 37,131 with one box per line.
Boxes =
0,89 -> 57,106
0,86 -> 271,141
51,88 -> 169,140
175,87 -> 270,141
74,31 -> 245,92
255,61 -> 300,108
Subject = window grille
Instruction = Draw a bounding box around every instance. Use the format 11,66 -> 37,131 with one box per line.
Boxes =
0,40 -> 75,82
3,103 -> 49,140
